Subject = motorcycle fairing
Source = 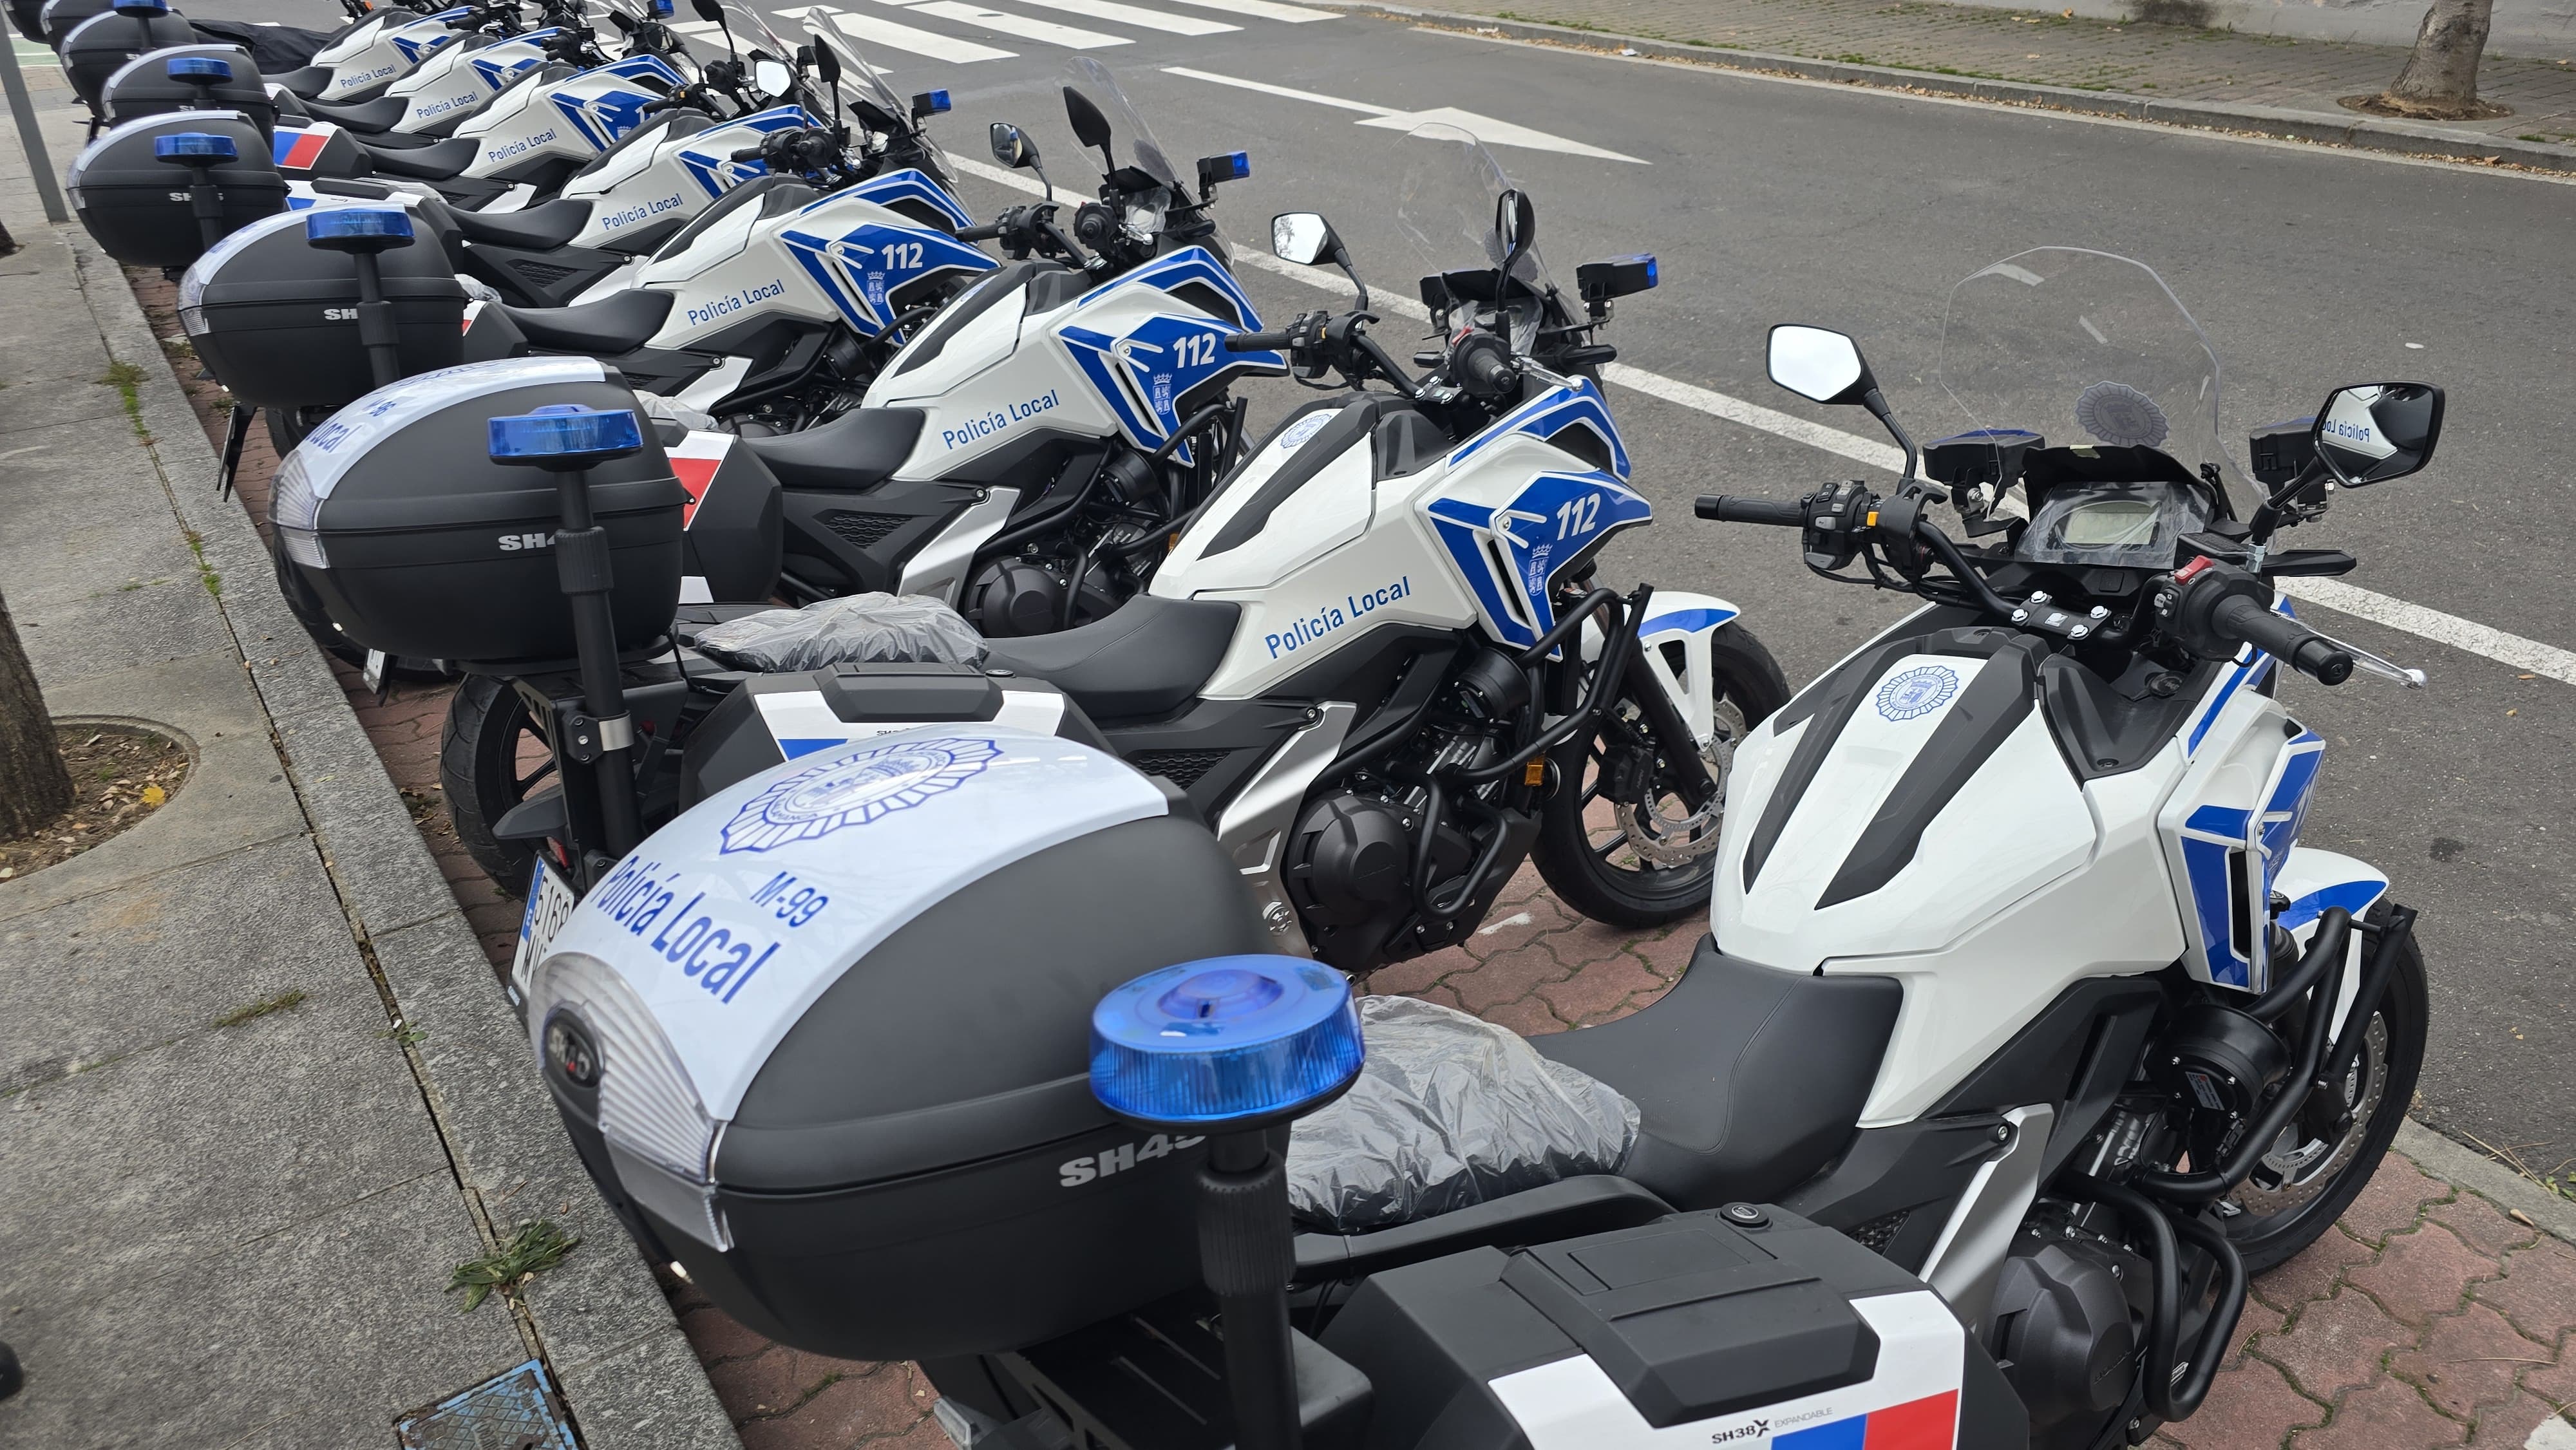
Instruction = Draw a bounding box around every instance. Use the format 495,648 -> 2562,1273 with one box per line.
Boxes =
839,169 -> 972,232
467,32 -> 560,94
388,10 -> 469,65
669,105 -> 820,199
1444,377 -> 1632,483
2158,689 -> 2327,992
316,11 -> 466,99
547,55 -> 688,153
1616,594 -> 1746,749
1049,248 -> 1281,463
1423,467 -> 1650,651
777,212 -> 994,337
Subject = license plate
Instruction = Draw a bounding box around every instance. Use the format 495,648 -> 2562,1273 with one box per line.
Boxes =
511,857 -> 580,1007
362,648 -> 388,693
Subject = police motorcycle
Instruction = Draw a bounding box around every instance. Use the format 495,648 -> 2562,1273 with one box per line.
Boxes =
287,0 -> 600,142
265,1 -> 495,104
665,131 -> 1786,965
505,256 -> 2443,1450
432,61 -> 1281,890
1671,246 -> 2438,1445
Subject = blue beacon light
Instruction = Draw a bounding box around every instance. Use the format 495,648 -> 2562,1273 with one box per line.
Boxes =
166,56 -> 233,81
153,132 -> 237,162
303,207 -> 415,245
487,404 -> 647,465
1089,954 -> 1362,1128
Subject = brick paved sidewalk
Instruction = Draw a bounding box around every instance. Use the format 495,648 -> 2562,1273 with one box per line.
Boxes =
135,273 -> 2576,1447
1381,0 -> 2576,144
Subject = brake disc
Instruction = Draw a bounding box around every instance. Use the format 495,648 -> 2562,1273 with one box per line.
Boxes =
1611,698 -> 1744,867
2230,1013 -> 2389,1218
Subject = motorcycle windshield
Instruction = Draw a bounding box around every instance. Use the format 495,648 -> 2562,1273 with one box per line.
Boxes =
1396,122 -> 1555,343
786,12 -> 956,186
1065,55 -> 1179,189
1937,247 -> 2238,491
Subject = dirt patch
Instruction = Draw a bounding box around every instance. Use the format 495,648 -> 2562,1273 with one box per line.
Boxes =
0,724 -> 191,880
2340,89 -> 2514,120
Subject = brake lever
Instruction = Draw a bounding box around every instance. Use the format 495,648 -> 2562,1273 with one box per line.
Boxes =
2308,629 -> 2427,688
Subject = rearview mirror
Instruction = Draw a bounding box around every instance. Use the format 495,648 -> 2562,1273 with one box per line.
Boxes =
1270,212 -> 1338,267
690,0 -> 721,23
811,37 -> 841,86
989,121 -> 1039,170
1494,187 -> 1535,274
1768,324 -> 1874,406
1063,85 -> 1112,160
751,56 -> 792,99
2312,382 -> 2443,487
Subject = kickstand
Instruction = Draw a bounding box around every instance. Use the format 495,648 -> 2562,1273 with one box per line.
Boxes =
218,404 -> 252,500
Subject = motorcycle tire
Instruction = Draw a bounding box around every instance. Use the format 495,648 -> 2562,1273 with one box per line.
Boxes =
2221,899 -> 2430,1274
442,672 -> 549,893
1533,620 -> 1788,929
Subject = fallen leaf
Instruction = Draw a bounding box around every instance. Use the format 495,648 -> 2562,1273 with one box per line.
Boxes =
2510,1207 -> 2536,1227
141,784 -> 167,806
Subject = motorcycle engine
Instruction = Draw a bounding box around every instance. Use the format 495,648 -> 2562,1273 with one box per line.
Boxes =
1989,1205 -> 2151,1447
1283,650 -> 1536,975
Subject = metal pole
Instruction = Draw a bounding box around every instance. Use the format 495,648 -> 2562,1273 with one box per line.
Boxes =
0,31 -> 68,225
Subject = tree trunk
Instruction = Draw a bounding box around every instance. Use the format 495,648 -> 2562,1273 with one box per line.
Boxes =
2382,0 -> 2498,116
0,589 -> 73,840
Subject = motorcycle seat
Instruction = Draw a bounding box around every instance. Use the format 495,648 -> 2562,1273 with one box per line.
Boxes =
454,196 -> 592,252
1535,937 -> 1903,1209
981,595 -> 1240,722
269,63 -> 334,99
360,135 -> 477,180
743,409 -> 925,493
299,93 -> 406,133
500,288 -> 675,355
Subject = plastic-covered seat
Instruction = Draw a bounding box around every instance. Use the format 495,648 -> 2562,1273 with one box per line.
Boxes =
358,134 -> 475,178
298,93 -> 406,132
498,288 -> 674,355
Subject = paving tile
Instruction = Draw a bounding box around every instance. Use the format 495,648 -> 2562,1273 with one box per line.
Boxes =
2229,1294 -> 2289,1372
1447,940 -> 1574,1013
2162,1354 -> 2325,1449
1537,950 -> 1667,1024
2468,1395 -> 2576,1445
2268,1289 -> 2414,1402
2394,1304 -> 2553,1419
2289,1377 -> 2467,1449
2351,1223 -> 2505,1327
712,1342 -> 878,1422
2430,1194 -> 2544,1259
734,1360 -> 934,1449
2344,1156 -> 2454,1245
2476,1239 -> 2576,1351
2524,1353 -> 2576,1409
2260,1227 -> 2376,1312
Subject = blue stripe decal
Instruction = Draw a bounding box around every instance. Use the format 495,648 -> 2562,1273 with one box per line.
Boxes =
1640,607 -> 1737,636
2279,878 -> 2387,932
845,167 -> 973,231
2181,835 -> 2248,987
2187,652 -> 2275,756
776,737 -> 844,759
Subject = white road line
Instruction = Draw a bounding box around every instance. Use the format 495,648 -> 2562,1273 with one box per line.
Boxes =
782,4 -> 1018,62
1004,0 -> 1239,33
1160,0 -> 1340,20
951,151 -> 2576,686
1165,67 -> 1645,160
893,0 -> 1132,47
1164,66 -> 1392,114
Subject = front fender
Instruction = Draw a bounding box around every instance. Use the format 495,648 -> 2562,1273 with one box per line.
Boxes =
1584,590 -> 1743,748
2275,845 -> 2392,1040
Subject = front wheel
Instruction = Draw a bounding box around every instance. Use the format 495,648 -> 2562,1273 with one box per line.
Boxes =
1533,620 -> 1789,928
2219,902 -> 2430,1272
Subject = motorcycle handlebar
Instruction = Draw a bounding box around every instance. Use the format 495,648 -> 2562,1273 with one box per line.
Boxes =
2211,594 -> 2354,685
1694,494 -> 1806,527
1226,331 -> 1291,352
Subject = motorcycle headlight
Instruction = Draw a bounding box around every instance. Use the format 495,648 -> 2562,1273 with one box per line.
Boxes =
527,950 -> 732,1250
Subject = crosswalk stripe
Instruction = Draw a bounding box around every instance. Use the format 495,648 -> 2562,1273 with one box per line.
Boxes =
1155,0 -> 1339,20
884,0 -> 1133,48
1162,66 -> 1392,114
999,0 -> 1239,35
781,3 -> 1019,62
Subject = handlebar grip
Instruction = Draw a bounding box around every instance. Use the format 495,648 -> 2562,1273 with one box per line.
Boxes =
728,146 -> 762,162
956,223 -> 1003,242
1694,494 -> 1807,527
1461,346 -> 1515,394
2211,594 -> 2353,685
1226,331 -> 1291,353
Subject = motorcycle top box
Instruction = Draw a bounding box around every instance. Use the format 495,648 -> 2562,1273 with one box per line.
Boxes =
522,726 -> 1271,1361
272,356 -> 688,666
66,111 -> 286,268
178,205 -> 468,411
102,44 -> 276,135
57,3 -> 196,111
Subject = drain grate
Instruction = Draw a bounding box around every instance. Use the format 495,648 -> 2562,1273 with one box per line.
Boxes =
395,1359 -> 578,1450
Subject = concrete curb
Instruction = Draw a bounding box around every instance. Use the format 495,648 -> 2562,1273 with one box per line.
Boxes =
1334,3 -> 2576,174
2396,1118 -> 2576,1248
65,231 -> 741,1450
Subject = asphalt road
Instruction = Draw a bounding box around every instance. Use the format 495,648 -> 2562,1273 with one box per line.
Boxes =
191,0 -> 2576,1167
